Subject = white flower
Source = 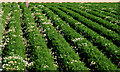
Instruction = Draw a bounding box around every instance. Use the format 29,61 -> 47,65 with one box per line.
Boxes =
10,61 -> 14,64
115,51 -> 118,53
2,64 -> 5,68
101,8 -> 106,10
6,64 -> 9,66
0,69 -> 3,71
90,61 -> 96,66
54,64 -> 57,67
71,62 -> 73,64
8,29 -> 13,32
22,69 -> 24,70
43,65 -> 49,68
74,60 -> 78,62
109,8 -> 113,9
72,37 -> 84,42
30,26 -> 34,28
75,22 -> 81,24
0,45 -> 2,47
14,61 -> 17,63
105,16 -> 110,19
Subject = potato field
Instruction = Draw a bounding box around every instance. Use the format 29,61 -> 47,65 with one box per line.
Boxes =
0,2 -> 120,71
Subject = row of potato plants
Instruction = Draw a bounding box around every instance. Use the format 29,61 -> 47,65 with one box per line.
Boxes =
2,3 -> 27,71
61,5 -> 120,34
62,4 -> 120,26
43,4 -> 120,65
35,3 -> 118,71
1,3 -> 12,71
51,4 -> 120,47
29,4 -> 89,71
19,3 -> 56,71
1,2 -> 11,70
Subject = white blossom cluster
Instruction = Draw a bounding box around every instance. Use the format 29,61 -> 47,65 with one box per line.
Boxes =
105,16 -> 110,19
27,26 -> 35,29
105,43 -> 111,46
101,8 -> 106,10
75,22 -> 81,25
42,22 -> 52,25
72,37 -> 84,42
85,9 -> 91,12
8,13 -> 11,16
3,54 -> 34,70
110,10 -> 116,13
79,6 -> 84,8
14,10 -> 18,12
38,5 -> 44,7
53,64 -> 58,68
43,65 -> 49,68
24,25 -> 35,33
35,13 -> 41,15
67,60 -> 79,64
109,8 -> 113,9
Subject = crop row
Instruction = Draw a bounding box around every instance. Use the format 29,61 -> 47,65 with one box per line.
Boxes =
2,3 -> 27,71
1,3 -> 12,71
34,3 -> 118,71
42,4 -> 120,65
19,2 -> 56,71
